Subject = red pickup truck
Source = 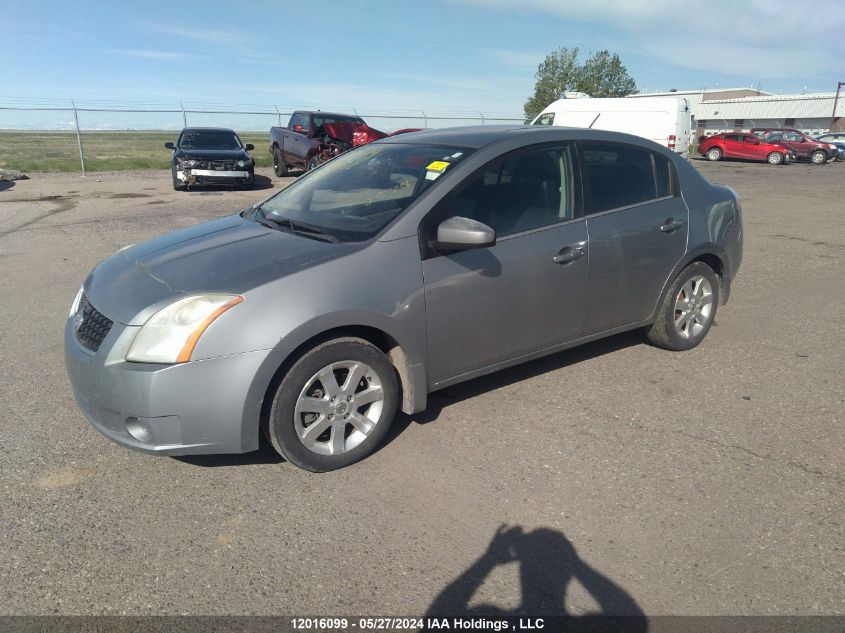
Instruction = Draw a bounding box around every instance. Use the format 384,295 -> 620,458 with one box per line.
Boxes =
269,110 -> 420,176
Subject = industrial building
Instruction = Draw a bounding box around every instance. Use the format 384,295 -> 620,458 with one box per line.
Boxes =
629,87 -> 844,137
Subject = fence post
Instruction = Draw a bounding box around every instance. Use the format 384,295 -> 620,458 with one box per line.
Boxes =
72,101 -> 86,176
421,110 -> 428,129
479,112 -> 486,126
180,101 -> 187,127
274,105 -> 281,127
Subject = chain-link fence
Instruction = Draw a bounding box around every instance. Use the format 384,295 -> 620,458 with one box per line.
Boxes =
0,100 -> 523,174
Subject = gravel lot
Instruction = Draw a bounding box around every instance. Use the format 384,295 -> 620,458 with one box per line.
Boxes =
1,160 -> 843,617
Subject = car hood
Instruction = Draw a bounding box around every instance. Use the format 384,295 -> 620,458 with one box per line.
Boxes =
175,149 -> 250,160
84,214 -> 354,325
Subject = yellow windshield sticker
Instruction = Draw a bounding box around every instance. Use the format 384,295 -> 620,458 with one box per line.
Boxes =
426,160 -> 450,172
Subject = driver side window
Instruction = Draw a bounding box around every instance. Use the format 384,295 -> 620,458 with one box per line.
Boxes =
431,145 -> 575,240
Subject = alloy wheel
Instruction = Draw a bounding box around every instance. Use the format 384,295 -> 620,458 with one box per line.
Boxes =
294,360 -> 385,455
674,275 -> 714,340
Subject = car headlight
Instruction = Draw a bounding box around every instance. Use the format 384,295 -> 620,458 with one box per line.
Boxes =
237,158 -> 253,168
828,144 -> 836,150
126,294 -> 243,364
69,285 -> 84,318
178,158 -> 199,168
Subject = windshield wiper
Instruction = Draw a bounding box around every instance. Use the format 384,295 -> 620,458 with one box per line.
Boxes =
255,215 -> 339,243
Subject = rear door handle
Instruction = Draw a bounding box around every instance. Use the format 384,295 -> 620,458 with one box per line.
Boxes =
660,218 -> 686,233
553,242 -> 586,265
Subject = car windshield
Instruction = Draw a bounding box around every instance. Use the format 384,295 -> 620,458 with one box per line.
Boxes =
178,130 -> 242,150
258,143 -> 472,241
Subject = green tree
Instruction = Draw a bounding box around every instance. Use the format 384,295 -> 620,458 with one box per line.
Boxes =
523,48 -> 638,122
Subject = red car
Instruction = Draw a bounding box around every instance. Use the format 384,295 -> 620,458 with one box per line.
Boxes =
699,132 -> 795,165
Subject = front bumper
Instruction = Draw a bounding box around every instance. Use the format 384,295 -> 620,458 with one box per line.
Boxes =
64,314 -> 270,455
177,169 -> 251,182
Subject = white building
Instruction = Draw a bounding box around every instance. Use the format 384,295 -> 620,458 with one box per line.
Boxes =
629,87 -> 845,137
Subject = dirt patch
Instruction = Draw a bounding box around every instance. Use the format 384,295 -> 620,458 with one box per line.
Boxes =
35,464 -> 97,489
108,192 -> 152,199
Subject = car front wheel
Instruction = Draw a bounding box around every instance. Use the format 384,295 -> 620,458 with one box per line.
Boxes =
706,147 -> 722,161
266,338 -> 399,472
171,166 -> 186,191
766,151 -> 784,165
646,262 -> 719,351
811,150 -> 826,165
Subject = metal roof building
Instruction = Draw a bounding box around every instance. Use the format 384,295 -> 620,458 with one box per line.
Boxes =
692,92 -> 843,135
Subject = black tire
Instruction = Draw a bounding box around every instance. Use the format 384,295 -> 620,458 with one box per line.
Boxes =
171,166 -> 186,191
272,147 -> 288,177
646,262 -> 720,351
241,169 -> 255,189
706,147 -> 722,161
811,150 -> 826,165
266,338 -> 399,472
307,154 -> 321,172
766,151 -> 784,165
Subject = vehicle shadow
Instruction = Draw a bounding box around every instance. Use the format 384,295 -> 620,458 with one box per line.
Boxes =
380,329 -> 645,451
184,174 -> 274,193
0,180 -> 15,192
176,329 -> 644,468
424,524 -> 647,628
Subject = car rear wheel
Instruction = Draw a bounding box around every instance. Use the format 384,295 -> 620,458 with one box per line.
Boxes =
766,152 -> 784,165
273,147 -> 288,177
241,170 -> 255,189
706,147 -> 722,161
811,150 -> 826,165
646,262 -> 719,351
266,338 -> 399,472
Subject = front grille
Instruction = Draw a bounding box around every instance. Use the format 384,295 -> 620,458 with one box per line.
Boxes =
76,294 -> 114,352
191,160 -> 236,170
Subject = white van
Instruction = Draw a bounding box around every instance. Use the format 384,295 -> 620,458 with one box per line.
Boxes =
531,95 -> 692,156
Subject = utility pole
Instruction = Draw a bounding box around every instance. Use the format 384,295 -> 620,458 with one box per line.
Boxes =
831,82 -> 844,131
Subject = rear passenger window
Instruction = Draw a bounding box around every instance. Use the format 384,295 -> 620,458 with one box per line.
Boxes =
654,155 -> 671,198
581,143 -> 668,213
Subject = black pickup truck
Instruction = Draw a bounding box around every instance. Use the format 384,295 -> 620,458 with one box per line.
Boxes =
269,111 -> 420,177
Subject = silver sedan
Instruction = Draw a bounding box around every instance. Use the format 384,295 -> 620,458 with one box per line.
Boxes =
65,126 -> 743,471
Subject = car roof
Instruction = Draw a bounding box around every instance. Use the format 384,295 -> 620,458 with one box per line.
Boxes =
180,127 -> 238,133
377,125 -> 674,152
295,111 -> 364,119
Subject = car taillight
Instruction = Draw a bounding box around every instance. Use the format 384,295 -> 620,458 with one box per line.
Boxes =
668,134 -> 677,150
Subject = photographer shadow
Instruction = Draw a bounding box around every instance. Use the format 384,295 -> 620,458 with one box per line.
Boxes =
425,525 -> 647,632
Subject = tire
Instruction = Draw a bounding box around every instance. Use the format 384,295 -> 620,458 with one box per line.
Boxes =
706,147 -> 722,161
811,150 -> 826,165
307,154 -> 321,172
646,262 -> 719,351
272,147 -> 288,177
766,152 -> 784,165
171,166 -> 186,191
266,338 -> 399,472
241,169 -> 255,189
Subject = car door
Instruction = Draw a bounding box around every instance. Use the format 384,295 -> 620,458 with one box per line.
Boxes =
580,142 -> 688,334
742,134 -> 767,159
421,144 -> 589,386
721,134 -> 743,158
286,112 -> 311,168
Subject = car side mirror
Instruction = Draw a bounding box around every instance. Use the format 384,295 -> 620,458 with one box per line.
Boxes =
245,143 -> 254,151
293,124 -> 305,133
164,142 -> 175,149
430,216 -> 496,252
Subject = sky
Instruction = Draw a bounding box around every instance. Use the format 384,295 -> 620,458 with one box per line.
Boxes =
2,0 -> 844,126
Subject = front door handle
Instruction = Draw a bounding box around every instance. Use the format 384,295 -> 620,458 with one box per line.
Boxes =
553,242 -> 586,265
660,218 -> 686,233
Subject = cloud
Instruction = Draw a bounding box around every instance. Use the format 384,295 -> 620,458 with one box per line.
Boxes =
107,49 -> 201,61
487,48 -> 544,73
455,0 -> 845,82
143,23 -> 245,44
